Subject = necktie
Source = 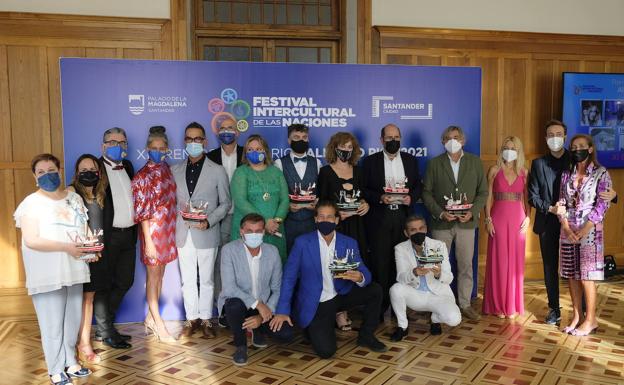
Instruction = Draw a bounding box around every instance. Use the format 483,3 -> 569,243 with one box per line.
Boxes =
294,156 -> 307,163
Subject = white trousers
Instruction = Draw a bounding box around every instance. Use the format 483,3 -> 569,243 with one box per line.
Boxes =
178,232 -> 217,320
390,282 -> 462,329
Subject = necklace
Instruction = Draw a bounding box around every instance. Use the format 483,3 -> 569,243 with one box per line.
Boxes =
251,167 -> 271,201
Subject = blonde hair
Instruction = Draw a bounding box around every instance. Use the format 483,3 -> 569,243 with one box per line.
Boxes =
497,136 -> 525,175
241,134 -> 272,166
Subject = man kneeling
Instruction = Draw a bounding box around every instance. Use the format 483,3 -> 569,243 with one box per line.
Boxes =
270,200 -> 387,358
390,215 -> 461,341
218,213 -> 293,365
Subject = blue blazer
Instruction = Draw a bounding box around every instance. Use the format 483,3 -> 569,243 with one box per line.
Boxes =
275,230 -> 372,328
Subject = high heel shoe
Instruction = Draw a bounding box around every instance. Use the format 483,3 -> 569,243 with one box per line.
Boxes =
571,326 -> 598,336
77,347 -> 101,365
144,319 -> 156,336
153,324 -> 177,344
561,325 -> 576,334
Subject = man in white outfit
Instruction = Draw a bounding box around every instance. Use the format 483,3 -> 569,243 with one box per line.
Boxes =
390,215 -> 461,340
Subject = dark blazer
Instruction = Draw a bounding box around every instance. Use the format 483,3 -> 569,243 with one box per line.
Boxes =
100,158 -> 137,247
528,152 -> 569,234
276,231 -> 372,328
361,150 -> 422,224
207,145 -> 244,167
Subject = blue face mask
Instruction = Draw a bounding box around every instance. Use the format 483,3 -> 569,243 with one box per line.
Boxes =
246,151 -> 266,165
243,232 -> 264,248
37,172 -> 61,192
105,145 -> 126,162
148,150 -> 166,164
186,142 -> 204,158
218,131 -> 236,145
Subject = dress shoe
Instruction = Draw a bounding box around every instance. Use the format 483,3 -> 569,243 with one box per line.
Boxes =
95,331 -> 131,342
232,346 -> 248,366
181,319 -> 200,338
545,308 -> 561,325
251,329 -> 268,348
461,306 -> 481,321
390,327 -> 408,342
201,319 -> 217,338
430,323 -> 442,335
103,335 -> 131,349
357,335 -> 388,352
217,315 -> 228,328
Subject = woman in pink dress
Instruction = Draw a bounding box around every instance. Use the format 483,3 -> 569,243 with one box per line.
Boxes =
483,136 -> 530,318
132,125 -> 178,343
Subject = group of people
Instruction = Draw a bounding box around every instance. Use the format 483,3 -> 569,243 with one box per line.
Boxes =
14,118 -> 615,384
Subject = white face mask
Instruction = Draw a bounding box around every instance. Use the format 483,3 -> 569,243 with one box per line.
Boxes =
502,149 -> 518,162
444,138 -> 462,154
547,137 -> 564,152
243,233 -> 263,248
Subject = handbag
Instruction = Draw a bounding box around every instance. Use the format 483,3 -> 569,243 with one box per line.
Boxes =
604,255 -> 617,278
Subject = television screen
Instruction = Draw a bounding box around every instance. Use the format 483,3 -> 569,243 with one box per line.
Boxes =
562,72 -> 624,168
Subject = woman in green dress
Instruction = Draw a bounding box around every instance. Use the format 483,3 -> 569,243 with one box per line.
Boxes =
231,134 -> 290,261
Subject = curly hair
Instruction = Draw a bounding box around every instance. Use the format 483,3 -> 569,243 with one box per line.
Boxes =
324,132 -> 362,166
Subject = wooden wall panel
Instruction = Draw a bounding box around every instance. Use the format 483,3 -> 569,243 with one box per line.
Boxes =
0,10 -> 184,289
375,27 -> 624,279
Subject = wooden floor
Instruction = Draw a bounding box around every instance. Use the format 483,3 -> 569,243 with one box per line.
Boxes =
0,279 -> 623,385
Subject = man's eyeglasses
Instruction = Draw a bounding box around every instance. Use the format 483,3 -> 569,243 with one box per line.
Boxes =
104,140 -> 128,147
184,136 -> 205,143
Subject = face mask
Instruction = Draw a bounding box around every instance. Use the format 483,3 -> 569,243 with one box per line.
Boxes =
290,139 -> 309,155
219,131 -> 236,145
37,172 -> 61,192
571,149 -> 590,163
148,150 -> 166,164
547,137 -> 564,152
105,145 -> 126,162
410,232 -> 426,246
78,171 -> 99,187
335,148 -> 352,163
243,232 -> 263,248
384,140 -> 401,154
444,139 -> 462,154
317,221 -> 337,236
246,151 -> 266,164
502,149 -> 518,162
186,142 -> 204,158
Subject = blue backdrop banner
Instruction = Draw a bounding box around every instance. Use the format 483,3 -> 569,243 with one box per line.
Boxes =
60,59 -> 482,322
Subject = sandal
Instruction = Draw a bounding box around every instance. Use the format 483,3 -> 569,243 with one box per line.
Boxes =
66,366 -> 91,378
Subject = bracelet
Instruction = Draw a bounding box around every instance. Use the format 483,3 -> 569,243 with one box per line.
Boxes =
484,217 -> 492,225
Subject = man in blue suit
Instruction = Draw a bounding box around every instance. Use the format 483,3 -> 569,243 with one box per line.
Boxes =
270,200 -> 387,358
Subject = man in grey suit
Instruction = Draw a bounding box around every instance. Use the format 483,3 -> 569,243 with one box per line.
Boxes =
172,122 -> 231,338
219,213 -> 293,366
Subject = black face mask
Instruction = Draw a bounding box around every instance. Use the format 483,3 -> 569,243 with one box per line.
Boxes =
335,148 -> 352,163
384,140 -> 401,154
78,171 -> 99,187
290,139 -> 309,155
571,149 -> 590,163
410,232 -> 426,246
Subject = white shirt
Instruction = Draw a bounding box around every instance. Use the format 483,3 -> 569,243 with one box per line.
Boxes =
103,158 -> 134,228
221,147 -> 238,214
14,192 -> 91,295
383,151 -> 406,185
244,244 -> 262,309
447,151 -> 464,184
317,231 -> 338,302
274,152 -> 322,180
